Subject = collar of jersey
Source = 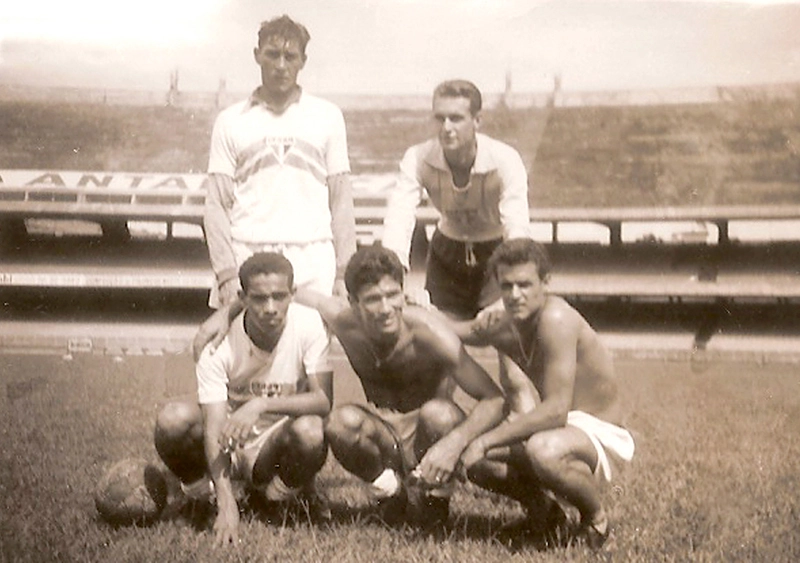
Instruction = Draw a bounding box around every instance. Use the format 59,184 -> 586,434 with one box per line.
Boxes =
248,86 -> 303,114
423,133 -> 498,174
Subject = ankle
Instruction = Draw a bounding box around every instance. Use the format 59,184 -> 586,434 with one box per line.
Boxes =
586,509 -> 608,534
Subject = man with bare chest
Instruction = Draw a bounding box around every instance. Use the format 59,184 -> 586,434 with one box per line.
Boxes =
460,239 -> 635,549
295,245 -> 504,527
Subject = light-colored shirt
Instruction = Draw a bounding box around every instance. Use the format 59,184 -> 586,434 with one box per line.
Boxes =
382,133 -> 530,269
196,303 -> 331,409
207,91 -> 350,246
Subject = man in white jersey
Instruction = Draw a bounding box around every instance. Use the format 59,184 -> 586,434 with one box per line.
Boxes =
154,252 -> 333,546
382,80 -> 531,320
204,14 -> 357,307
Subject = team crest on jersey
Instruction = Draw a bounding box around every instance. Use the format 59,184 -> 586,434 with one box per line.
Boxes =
266,137 -> 296,164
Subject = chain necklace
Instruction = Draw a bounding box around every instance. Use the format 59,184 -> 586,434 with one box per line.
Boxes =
365,324 -> 410,369
366,341 -> 388,369
509,321 -> 535,369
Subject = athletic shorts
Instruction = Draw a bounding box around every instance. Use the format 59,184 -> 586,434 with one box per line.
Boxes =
567,410 -> 635,482
425,230 -> 502,319
208,239 -> 335,308
228,414 -> 291,484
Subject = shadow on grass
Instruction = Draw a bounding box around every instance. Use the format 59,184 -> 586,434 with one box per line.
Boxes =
239,489 -> 575,554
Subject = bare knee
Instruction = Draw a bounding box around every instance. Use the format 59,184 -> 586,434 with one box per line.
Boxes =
325,405 -> 367,446
419,398 -> 463,439
525,432 -> 563,476
287,415 -> 325,451
155,401 -> 201,442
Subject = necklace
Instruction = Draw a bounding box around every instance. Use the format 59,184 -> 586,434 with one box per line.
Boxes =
364,325 -> 409,369
365,336 -> 395,369
509,322 -> 535,368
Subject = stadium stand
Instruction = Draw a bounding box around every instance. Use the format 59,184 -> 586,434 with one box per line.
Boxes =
2,170 -> 799,303
2,169 -> 799,361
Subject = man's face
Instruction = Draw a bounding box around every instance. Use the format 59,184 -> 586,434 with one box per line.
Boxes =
352,275 -> 404,339
432,95 -> 479,154
253,36 -> 306,96
241,272 -> 293,336
496,262 -> 547,322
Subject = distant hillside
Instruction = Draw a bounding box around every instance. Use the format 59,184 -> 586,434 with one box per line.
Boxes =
2,81 -> 800,110
1,89 -> 799,208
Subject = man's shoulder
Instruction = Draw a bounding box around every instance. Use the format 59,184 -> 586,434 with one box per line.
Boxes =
403,307 -> 460,354
402,139 -> 443,174
405,138 -> 439,157
477,133 -> 522,159
217,98 -> 253,118
287,302 -> 326,327
299,92 -> 345,115
539,295 -> 582,330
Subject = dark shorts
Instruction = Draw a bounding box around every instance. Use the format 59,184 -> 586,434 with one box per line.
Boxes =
425,230 -> 502,319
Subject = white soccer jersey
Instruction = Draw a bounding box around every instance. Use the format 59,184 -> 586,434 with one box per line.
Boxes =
208,92 -> 351,245
196,303 -> 331,408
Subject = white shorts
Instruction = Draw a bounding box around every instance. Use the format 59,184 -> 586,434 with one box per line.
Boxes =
208,239 -> 335,308
567,410 -> 635,482
229,414 -> 291,484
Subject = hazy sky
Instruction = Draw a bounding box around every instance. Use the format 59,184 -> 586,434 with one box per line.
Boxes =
2,0 -> 800,95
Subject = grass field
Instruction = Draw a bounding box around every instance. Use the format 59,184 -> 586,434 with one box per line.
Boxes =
1,352 -> 799,562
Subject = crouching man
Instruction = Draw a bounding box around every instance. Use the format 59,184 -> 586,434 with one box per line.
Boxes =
192,245 -> 505,529
154,252 -> 333,546
298,245 -> 504,528
460,239 -> 635,549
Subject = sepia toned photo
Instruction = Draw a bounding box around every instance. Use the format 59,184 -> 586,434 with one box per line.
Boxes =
1,1 -> 799,560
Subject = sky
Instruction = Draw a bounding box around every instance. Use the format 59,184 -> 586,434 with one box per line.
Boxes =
2,0 -> 800,96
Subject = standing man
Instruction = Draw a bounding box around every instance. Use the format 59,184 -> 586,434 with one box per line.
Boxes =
204,15 -> 357,307
382,79 -> 531,320
155,252 -> 333,546
460,239 -> 635,549
296,245 -> 505,528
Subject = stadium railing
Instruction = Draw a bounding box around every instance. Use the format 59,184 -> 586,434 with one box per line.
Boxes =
2,170 -> 800,304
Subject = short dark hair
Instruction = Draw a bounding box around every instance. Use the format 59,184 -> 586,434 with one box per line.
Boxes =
258,15 -> 311,54
345,245 -> 404,299
239,252 -> 294,293
487,239 -> 551,281
433,79 -> 482,115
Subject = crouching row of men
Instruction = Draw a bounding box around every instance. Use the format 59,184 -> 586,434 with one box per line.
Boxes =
153,241 -> 635,549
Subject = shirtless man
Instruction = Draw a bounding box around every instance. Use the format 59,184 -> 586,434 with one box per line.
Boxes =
297,245 -> 504,527
193,245 -> 504,527
459,238 -> 635,548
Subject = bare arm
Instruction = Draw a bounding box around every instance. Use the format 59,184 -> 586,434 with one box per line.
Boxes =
445,346 -> 507,450
328,173 -> 357,296
413,313 -> 505,484
499,353 -> 539,414
191,299 -> 244,362
293,287 -> 349,328
222,371 -> 334,447
201,401 -> 239,546
472,308 -> 578,453
203,173 -> 239,305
